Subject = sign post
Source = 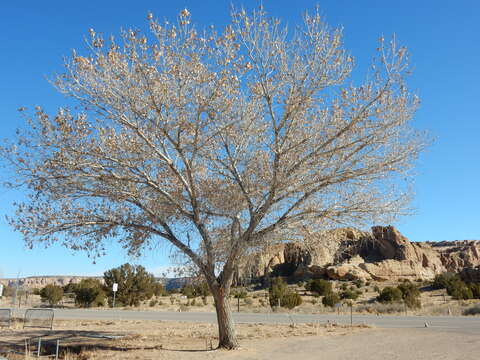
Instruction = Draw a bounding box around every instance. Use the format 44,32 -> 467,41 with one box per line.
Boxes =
0,284 -> 3,298
112,283 -> 118,308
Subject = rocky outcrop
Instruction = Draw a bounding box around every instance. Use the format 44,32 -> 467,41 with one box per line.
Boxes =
242,226 -> 480,282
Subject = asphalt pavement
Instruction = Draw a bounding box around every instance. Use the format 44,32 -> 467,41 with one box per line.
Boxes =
11,308 -> 480,335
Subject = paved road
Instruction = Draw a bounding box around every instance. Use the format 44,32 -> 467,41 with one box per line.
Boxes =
13,309 -> 480,334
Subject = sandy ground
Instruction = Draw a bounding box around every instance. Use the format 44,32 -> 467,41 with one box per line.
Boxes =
2,319 -> 479,359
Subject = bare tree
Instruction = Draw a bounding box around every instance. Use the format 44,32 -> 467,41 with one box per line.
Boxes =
2,7 -> 426,349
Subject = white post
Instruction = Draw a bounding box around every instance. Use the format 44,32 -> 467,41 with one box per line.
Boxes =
112,283 -> 118,308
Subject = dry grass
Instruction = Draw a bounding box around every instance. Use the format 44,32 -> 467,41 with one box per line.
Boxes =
0,319 -> 369,360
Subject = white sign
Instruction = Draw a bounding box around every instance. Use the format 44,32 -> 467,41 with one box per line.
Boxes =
0,284 -> 3,297
112,283 -> 118,292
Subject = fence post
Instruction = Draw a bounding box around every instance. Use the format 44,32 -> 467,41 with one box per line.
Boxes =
37,337 -> 41,358
350,303 -> 353,326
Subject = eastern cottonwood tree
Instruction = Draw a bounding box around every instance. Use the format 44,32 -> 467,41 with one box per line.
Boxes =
2,7 -> 426,348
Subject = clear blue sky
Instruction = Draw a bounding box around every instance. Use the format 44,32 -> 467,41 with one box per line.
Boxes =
1,0 -> 479,278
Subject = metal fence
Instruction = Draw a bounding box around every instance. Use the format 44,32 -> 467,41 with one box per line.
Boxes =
23,308 -> 54,330
0,308 -> 11,328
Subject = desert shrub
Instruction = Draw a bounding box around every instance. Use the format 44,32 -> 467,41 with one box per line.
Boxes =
269,277 -> 302,309
104,263 -> 157,306
377,286 -> 402,303
170,296 -> 175,305
40,284 -> 64,305
181,281 -> 211,299
74,279 -> 106,307
353,279 -> 364,288
340,283 -> 348,291
306,279 -> 332,296
202,296 -> 208,305
311,298 -> 317,305
191,298 -> 196,306
31,288 -> 41,295
281,292 -> 302,309
340,289 -> 360,300
63,282 -> 78,294
231,289 -> 248,299
259,299 -> 265,306
149,299 -> 158,307
373,285 -> 380,293
322,292 -> 340,308
463,304 -> 480,316
432,273 -> 460,290
365,281 -> 371,286
193,282 -> 211,297
244,298 -> 253,306
447,280 -> 473,300
469,283 -> 480,299
2,285 -> 15,297
397,281 -> 421,309
181,284 -> 196,299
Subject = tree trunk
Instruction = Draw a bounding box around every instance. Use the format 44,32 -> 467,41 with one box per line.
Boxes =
212,288 -> 239,349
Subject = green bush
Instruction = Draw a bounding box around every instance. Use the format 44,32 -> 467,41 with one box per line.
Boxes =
40,284 -> 64,306
377,286 -> 402,303
181,282 -> 211,299
322,292 -> 340,307
281,292 -> 302,309
397,281 -> 421,309
104,263 -> 157,306
447,280 -> 473,300
149,299 -> 158,307
231,289 -> 248,299
269,277 -> 302,309
469,283 -> 480,299
74,279 -> 106,307
432,273 -> 460,290
340,289 -> 360,300
181,284 -> 196,299
306,279 -> 332,296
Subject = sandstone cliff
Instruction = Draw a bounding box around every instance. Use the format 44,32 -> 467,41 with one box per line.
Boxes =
243,226 -> 480,282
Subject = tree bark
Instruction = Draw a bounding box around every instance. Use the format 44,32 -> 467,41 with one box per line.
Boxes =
212,288 -> 239,349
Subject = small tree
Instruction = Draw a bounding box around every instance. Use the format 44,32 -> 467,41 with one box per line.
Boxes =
340,289 -> 360,300
40,284 -> 64,306
306,279 -> 332,297
74,279 -> 106,307
104,263 -> 156,306
397,281 -> 421,309
432,273 -> 459,290
2,6 -> 426,349
268,277 -> 302,309
322,292 -> 341,307
377,286 -> 402,303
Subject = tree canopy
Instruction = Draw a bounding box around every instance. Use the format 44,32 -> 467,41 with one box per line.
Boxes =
1,6 -> 426,348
